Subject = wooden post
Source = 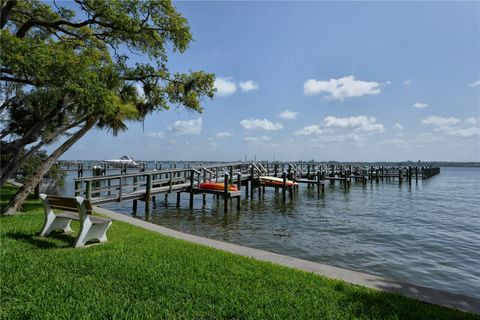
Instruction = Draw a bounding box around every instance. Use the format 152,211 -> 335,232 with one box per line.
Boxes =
307,164 -> 311,188
176,192 -> 181,208
145,174 -> 152,211
317,170 -> 321,194
118,178 -> 123,202
250,166 -> 255,199
237,173 -> 241,209
132,200 -> 137,214
274,163 -> 278,177
282,172 -> 287,202
75,181 -> 81,197
224,173 -> 229,213
415,166 -> 418,182
86,180 -> 92,200
189,170 -> 194,209
133,176 -> 138,191
229,166 -> 233,184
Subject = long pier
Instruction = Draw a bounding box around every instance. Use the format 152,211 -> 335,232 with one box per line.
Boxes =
73,162 -> 440,214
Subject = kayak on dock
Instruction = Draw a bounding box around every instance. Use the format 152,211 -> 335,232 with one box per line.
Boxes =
199,182 -> 238,191
259,176 -> 297,187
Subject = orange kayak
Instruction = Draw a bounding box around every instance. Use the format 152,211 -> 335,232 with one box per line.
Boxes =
199,182 -> 238,191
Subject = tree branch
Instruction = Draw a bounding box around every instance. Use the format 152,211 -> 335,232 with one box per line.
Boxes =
0,75 -> 35,85
0,0 -> 17,29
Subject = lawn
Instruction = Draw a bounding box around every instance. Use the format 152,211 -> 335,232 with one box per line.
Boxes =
0,184 -> 477,319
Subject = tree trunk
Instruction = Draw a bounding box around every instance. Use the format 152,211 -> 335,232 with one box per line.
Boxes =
0,140 -> 43,187
0,104 -> 61,184
0,113 -> 88,186
2,116 -> 98,215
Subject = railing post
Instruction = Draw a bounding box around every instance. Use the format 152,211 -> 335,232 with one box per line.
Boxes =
75,181 -> 81,197
86,180 -> 92,200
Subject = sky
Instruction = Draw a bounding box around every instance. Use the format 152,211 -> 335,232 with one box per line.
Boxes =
54,1 -> 480,162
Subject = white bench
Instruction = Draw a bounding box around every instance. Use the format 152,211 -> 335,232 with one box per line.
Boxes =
39,194 -> 112,248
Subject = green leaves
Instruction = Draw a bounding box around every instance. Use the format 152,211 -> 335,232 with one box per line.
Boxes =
1,0 -> 215,131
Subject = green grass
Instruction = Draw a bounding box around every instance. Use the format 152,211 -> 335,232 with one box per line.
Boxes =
0,185 -> 477,319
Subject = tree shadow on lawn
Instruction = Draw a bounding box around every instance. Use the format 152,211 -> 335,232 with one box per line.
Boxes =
6,231 -> 75,249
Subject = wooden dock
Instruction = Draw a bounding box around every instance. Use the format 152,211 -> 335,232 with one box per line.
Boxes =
73,162 -> 440,214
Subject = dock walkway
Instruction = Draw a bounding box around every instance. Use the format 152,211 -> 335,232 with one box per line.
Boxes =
73,162 -> 440,213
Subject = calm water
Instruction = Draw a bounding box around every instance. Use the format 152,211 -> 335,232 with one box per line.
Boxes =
51,167 -> 480,299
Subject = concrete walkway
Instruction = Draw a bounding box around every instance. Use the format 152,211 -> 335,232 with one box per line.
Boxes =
94,206 -> 480,315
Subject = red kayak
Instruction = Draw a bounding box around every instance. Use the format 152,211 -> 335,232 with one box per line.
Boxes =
199,182 -> 238,191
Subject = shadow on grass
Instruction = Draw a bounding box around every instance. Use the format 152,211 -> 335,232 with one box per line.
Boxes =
6,231 -> 75,249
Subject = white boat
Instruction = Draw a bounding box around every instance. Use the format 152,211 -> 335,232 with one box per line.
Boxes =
104,156 -> 139,167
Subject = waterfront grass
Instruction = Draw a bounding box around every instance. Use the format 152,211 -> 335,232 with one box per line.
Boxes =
0,185 -> 477,319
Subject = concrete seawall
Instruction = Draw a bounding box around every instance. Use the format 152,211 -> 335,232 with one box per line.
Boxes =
94,205 -> 480,315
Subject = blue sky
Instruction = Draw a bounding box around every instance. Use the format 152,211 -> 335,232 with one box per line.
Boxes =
56,1 -> 480,162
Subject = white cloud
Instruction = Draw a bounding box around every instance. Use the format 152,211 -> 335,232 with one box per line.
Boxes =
393,123 -> 403,130
403,80 -> 413,85
146,132 -> 165,138
377,138 -> 408,146
168,117 -> 202,135
413,102 -> 429,109
421,116 -> 460,126
294,125 -> 331,136
468,80 -> 480,88
443,127 -> 480,138
465,117 -> 478,125
215,131 -> 232,138
244,136 -> 272,145
303,75 -> 383,101
323,116 -> 384,133
312,132 -> 365,145
240,118 -> 283,131
294,116 -> 383,148
279,110 -> 299,120
214,78 -> 236,96
239,80 -> 259,92
207,141 -> 218,147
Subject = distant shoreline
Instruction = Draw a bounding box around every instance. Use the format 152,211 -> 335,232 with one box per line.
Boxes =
55,160 -> 480,168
